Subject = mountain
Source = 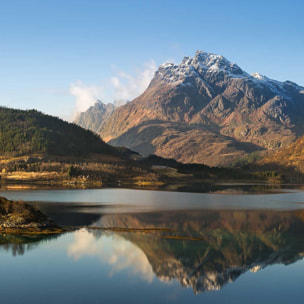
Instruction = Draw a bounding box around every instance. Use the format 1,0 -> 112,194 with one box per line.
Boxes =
0,106 -> 116,157
74,100 -> 115,134
74,99 -> 129,134
76,51 -> 304,166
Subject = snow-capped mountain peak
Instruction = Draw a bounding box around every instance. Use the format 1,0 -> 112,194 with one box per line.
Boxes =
154,51 -> 304,100
155,50 -> 250,85
193,50 -> 246,76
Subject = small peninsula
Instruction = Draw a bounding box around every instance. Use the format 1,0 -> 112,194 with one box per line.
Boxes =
0,196 -> 63,234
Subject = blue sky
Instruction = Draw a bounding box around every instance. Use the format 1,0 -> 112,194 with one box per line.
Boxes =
0,0 -> 303,120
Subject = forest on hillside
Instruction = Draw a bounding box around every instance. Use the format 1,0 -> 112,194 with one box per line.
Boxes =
0,107 -> 115,156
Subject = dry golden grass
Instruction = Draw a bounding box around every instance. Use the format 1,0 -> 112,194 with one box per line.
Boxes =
0,153 -> 164,187
2,171 -> 60,181
0,154 -> 43,164
134,181 -> 165,186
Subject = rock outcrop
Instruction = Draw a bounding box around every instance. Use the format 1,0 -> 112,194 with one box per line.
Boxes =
0,196 -> 62,233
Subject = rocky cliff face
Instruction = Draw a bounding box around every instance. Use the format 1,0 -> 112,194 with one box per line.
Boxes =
75,99 -> 129,134
74,100 -> 115,133
76,51 -> 304,166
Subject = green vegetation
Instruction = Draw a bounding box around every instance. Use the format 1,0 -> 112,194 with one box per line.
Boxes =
0,107 -> 115,156
142,155 -> 250,181
67,165 -> 81,177
252,170 -> 284,181
231,151 -> 262,168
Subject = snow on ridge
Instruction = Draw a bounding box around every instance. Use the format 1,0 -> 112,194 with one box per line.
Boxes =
248,73 -> 298,99
251,72 -> 265,80
156,60 -> 200,84
192,51 -> 254,80
156,51 -> 303,98
193,51 -> 246,76
158,51 -> 248,83
160,50 -> 246,76
159,62 -> 175,69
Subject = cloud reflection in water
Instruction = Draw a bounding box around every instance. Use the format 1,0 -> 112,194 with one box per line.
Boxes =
67,228 -> 154,283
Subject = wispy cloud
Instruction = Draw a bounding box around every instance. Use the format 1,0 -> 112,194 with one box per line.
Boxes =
70,60 -> 157,115
111,60 -> 157,101
70,80 -> 105,114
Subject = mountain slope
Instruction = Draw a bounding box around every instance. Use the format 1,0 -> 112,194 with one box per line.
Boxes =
0,107 -> 116,157
77,51 -> 304,166
258,135 -> 304,174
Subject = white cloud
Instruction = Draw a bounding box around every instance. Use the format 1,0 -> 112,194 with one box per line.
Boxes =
70,60 -> 157,115
111,76 -> 120,88
111,60 -> 157,101
70,80 -> 104,114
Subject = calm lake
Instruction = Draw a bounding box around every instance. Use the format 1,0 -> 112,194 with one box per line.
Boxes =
1,186 -> 304,303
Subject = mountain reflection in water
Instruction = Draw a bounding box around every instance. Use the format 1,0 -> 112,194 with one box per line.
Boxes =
93,209 -> 304,293
1,209 -> 304,294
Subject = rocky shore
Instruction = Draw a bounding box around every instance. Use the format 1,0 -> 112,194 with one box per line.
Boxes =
0,196 -> 64,234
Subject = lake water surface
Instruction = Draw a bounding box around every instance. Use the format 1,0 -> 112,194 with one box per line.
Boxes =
1,187 -> 304,303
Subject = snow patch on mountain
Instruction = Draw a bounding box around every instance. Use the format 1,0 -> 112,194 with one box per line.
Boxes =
251,72 -> 265,80
156,50 -> 304,100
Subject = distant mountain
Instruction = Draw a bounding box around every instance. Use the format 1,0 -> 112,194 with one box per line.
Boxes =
74,100 -> 115,134
0,106 -> 116,157
74,99 -> 128,134
75,51 -> 304,166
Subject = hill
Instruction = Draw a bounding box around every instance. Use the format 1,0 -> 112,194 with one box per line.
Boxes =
0,107 -> 116,157
75,51 -> 304,167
